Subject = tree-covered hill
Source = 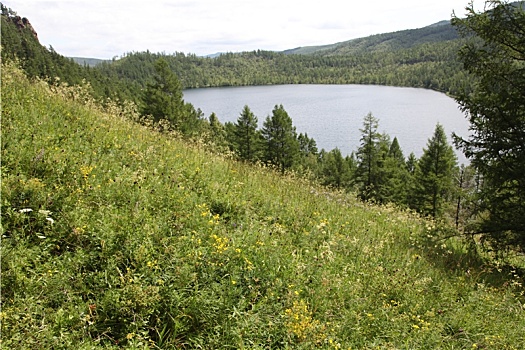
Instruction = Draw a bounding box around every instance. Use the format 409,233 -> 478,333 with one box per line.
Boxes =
1,2 -> 472,102
91,19 -> 471,97
283,20 -> 459,55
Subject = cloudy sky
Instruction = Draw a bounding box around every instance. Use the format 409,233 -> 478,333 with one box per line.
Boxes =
5,0 -> 482,59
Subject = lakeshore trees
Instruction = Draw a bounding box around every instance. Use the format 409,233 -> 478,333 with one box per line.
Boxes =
261,105 -> 301,173
412,123 -> 458,218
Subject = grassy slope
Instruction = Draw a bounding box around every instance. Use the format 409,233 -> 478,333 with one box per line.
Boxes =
2,63 -> 525,349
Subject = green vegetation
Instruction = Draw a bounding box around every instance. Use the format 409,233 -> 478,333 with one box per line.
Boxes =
3,60 -> 525,349
2,1 -> 525,347
452,0 -> 525,252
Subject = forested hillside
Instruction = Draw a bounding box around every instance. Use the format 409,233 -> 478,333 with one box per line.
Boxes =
92,20 -> 471,98
283,20 -> 459,55
1,3 -> 471,103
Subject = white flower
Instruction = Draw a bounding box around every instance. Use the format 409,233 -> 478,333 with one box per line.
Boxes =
46,217 -> 55,224
19,208 -> 33,213
39,210 -> 52,216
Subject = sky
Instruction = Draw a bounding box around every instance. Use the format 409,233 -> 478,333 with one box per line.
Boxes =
4,0 -> 483,59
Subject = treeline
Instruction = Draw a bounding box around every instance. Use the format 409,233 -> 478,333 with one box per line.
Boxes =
95,43 -> 471,102
1,3 -> 471,104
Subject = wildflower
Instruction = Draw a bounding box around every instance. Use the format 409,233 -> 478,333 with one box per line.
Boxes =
19,208 -> 33,213
46,217 -> 55,224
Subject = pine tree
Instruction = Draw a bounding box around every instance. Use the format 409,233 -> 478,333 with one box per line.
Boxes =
141,58 -> 184,126
261,104 -> 300,173
207,112 -> 227,149
412,123 -> 458,218
232,105 -> 261,161
297,132 -> 319,174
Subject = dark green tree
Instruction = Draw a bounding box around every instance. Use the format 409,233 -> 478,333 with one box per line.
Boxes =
355,112 -> 383,201
141,58 -> 184,126
382,137 -> 410,205
297,132 -> 319,174
319,148 -> 354,189
261,104 -> 300,173
412,123 -> 457,218
232,105 -> 261,161
207,112 -> 227,149
452,0 -> 525,251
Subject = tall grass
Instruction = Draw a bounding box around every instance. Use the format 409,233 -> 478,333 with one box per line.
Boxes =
1,62 -> 524,349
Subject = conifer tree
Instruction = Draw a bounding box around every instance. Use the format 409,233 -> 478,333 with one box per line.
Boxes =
208,112 -> 227,149
297,132 -> 319,173
453,0 -> 525,250
355,112 -> 382,201
232,105 -> 261,161
382,137 -> 410,205
142,58 -> 184,126
319,148 -> 354,189
261,104 -> 300,173
412,123 -> 457,218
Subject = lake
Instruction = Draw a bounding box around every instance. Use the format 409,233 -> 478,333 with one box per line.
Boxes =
183,84 -> 470,163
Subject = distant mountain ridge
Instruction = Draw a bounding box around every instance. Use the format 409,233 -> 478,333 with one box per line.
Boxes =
283,20 -> 457,56
70,20 -> 456,63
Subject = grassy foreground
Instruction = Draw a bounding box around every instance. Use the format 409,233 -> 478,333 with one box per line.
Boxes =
1,63 -> 524,349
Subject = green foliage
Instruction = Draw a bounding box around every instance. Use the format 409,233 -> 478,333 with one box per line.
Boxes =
355,113 -> 383,201
452,0 -> 525,251
412,124 -> 458,219
318,148 -> 355,189
231,105 -> 262,161
3,62 -> 525,349
381,137 -> 411,205
141,58 -> 184,124
261,105 -> 300,172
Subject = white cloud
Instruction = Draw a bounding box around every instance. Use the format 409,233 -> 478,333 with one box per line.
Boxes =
4,0 -> 480,58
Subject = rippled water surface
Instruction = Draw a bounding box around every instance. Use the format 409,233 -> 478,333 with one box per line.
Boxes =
184,84 -> 469,162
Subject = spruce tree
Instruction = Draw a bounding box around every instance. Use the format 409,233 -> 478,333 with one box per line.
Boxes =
320,148 -> 353,189
412,123 -> 457,218
382,137 -> 410,205
141,58 -> 184,126
452,0 -> 525,250
232,105 -> 261,161
261,104 -> 300,173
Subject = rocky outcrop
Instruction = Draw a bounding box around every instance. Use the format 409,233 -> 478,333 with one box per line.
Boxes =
11,15 -> 38,41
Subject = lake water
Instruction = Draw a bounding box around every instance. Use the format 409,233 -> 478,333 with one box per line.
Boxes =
183,84 -> 470,163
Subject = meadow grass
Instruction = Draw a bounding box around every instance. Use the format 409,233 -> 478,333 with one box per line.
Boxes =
1,62 -> 525,349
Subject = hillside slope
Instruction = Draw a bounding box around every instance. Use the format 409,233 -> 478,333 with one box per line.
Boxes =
283,20 -> 458,56
2,63 -> 524,348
